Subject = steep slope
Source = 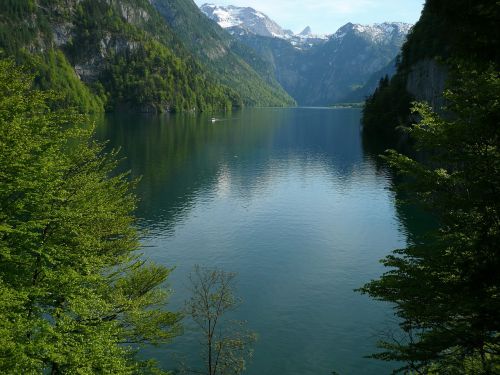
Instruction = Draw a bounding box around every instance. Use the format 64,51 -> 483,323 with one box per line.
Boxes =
294,22 -> 410,105
362,0 -> 500,138
150,0 -> 295,106
0,0 -> 242,113
208,13 -> 410,105
229,33 -> 306,97
339,57 -> 398,103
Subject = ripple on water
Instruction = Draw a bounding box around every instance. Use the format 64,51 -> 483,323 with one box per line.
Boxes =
96,108 -> 409,375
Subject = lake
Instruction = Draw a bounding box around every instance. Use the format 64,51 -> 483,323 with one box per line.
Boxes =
95,108 -> 410,375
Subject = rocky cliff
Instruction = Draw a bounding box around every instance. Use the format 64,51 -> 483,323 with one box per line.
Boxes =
406,59 -> 448,111
360,0 -> 500,137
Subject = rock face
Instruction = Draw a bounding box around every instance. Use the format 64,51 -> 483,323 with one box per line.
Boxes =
1,0 -> 241,112
298,26 -> 312,37
45,1 -> 160,84
25,0 -> 164,84
406,59 -> 448,111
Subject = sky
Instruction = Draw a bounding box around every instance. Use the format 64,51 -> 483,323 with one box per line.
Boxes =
194,0 -> 425,35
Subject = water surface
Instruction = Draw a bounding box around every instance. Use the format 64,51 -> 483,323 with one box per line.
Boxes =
96,108 -> 408,375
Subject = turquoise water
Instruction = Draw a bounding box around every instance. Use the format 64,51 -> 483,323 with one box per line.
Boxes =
95,108 -> 408,375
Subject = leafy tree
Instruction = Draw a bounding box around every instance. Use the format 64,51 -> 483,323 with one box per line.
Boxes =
359,66 -> 500,374
185,266 -> 256,375
0,58 -> 181,374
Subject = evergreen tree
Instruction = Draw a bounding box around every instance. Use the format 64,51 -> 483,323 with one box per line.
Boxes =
359,66 -> 500,374
0,59 -> 181,374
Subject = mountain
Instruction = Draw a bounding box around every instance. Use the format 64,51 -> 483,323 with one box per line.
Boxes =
200,3 -> 294,39
200,3 -> 411,106
361,0 -> 500,138
0,0 -> 243,112
301,22 -> 411,105
150,0 -> 294,106
267,21 -> 411,105
298,26 -> 312,37
340,57 -> 399,103
200,3 -> 327,49
0,0 -> 294,112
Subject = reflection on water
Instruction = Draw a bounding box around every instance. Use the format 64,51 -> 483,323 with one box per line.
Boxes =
95,108 -> 407,375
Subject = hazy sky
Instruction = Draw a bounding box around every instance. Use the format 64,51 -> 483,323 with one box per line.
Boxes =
194,0 -> 425,34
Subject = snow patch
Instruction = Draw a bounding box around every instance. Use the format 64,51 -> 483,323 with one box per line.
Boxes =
199,4 -> 410,48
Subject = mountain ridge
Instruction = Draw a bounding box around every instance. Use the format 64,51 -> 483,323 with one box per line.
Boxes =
0,0 -> 295,112
199,3 -> 412,105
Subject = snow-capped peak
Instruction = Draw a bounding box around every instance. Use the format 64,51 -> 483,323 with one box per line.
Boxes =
199,4 -> 410,50
295,26 -> 327,42
332,22 -> 412,43
200,3 -> 293,39
199,3 -> 329,49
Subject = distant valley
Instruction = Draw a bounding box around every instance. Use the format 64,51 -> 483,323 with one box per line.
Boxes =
200,3 -> 412,105
0,0 -> 411,112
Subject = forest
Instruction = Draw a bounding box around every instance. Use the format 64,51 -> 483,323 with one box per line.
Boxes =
0,0 -> 294,113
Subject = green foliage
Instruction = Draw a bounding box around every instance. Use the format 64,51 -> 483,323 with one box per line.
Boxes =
0,0 -> 245,113
360,2 -> 500,370
0,59 -> 181,373
101,40 -> 236,113
400,0 -> 500,71
0,0 -> 41,54
186,266 -> 256,375
358,66 -> 500,374
208,54 -> 294,107
361,0 -> 500,140
150,0 -> 295,107
30,49 -> 106,113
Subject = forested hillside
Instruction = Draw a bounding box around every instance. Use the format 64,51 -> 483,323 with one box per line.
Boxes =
0,0 -> 292,113
150,0 -> 295,107
362,0 -> 500,138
